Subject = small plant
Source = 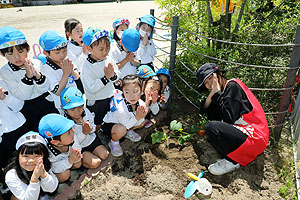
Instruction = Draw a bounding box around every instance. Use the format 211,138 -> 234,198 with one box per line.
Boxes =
151,120 -> 194,145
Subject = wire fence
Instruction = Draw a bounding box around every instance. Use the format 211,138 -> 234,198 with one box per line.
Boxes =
151,10 -> 300,132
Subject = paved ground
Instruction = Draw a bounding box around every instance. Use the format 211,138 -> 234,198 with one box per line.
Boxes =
0,1 -> 169,67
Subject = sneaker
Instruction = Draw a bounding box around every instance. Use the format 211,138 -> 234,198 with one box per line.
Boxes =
125,130 -> 141,142
144,120 -> 153,128
208,159 -> 240,175
108,141 -> 123,157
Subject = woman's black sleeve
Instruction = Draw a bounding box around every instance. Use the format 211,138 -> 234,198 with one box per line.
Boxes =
211,81 -> 252,124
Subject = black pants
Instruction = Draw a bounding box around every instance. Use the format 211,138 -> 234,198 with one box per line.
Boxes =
205,121 -> 248,164
0,123 -> 28,169
87,97 -> 111,125
20,92 -> 58,132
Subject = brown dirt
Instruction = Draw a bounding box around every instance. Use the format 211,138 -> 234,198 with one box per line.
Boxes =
76,101 -> 289,200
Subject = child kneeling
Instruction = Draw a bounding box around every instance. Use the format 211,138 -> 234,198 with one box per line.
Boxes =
102,75 -> 147,157
60,87 -> 109,169
39,114 -> 82,183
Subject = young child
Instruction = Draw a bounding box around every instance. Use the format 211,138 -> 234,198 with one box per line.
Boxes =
112,17 -> 130,43
0,80 -> 28,180
81,27 -> 120,131
136,14 -> 157,71
156,68 -> 171,109
64,18 -> 86,94
143,75 -> 162,128
0,26 -> 58,131
39,30 -> 80,110
39,114 -> 82,183
110,27 -> 140,80
5,131 -> 58,200
102,74 -> 147,157
60,87 -> 109,169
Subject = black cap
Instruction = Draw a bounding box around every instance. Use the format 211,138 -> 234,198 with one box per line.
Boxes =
196,63 -> 227,89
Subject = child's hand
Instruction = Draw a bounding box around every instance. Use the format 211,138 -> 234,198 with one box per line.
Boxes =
30,63 -> 42,80
82,44 -> 88,55
0,87 -> 6,100
82,121 -> 93,135
145,90 -> 152,106
160,94 -> 165,104
151,90 -> 159,103
104,62 -> 115,79
31,157 -> 44,183
35,157 -> 47,179
142,33 -> 149,46
126,52 -> 135,62
136,105 -> 147,120
61,58 -> 73,76
24,58 -> 34,78
69,147 -> 82,164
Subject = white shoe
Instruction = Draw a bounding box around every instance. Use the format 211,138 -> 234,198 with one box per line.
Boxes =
125,130 -> 141,142
108,141 -> 123,157
208,159 -> 240,175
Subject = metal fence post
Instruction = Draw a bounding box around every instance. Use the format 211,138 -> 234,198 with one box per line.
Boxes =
150,9 -> 154,16
273,24 -> 300,145
168,16 -> 179,118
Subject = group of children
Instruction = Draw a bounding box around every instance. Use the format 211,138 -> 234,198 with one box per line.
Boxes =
0,14 -> 171,199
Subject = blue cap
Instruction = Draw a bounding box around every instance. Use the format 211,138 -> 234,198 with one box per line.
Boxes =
39,114 -> 75,139
156,68 -> 171,80
0,26 -> 27,49
39,30 -> 67,51
113,18 -> 130,29
60,87 -> 85,110
136,65 -> 155,79
139,14 -> 155,28
121,28 -> 140,52
82,27 -> 109,47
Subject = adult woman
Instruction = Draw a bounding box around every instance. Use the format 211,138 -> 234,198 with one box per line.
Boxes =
197,63 -> 269,175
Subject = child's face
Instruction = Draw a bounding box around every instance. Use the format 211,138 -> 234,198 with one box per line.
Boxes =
47,47 -> 67,64
139,23 -> 152,37
116,24 -> 128,38
88,40 -> 110,61
70,23 -> 83,44
159,74 -> 168,92
19,153 -> 43,172
2,46 -> 28,67
65,105 -> 84,120
123,82 -> 142,105
58,128 -> 75,146
144,80 -> 160,95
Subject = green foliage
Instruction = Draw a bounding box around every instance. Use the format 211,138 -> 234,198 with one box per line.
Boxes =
151,131 -> 165,144
151,120 -> 195,145
155,0 -> 300,127
276,154 -> 298,199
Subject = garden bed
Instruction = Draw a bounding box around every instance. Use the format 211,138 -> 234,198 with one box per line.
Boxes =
71,113 -> 292,200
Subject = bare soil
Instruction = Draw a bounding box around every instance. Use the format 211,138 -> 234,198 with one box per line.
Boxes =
77,99 -> 290,200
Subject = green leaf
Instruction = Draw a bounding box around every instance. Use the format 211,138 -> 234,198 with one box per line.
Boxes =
178,134 -> 193,145
151,131 -> 164,144
191,125 -> 201,133
170,120 -> 183,131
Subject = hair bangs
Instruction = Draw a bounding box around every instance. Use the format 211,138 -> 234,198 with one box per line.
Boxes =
19,142 -> 46,156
